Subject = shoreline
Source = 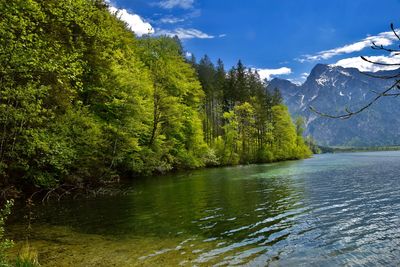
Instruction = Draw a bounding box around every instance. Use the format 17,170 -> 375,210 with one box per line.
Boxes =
319,145 -> 400,153
1,154 -> 312,202
6,148 -> 400,202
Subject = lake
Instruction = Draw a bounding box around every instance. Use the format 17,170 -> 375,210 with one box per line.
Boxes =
7,151 -> 400,266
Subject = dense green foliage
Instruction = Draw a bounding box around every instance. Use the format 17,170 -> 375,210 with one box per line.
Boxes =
0,0 -> 310,191
304,135 -> 322,154
193,57 -> 311,165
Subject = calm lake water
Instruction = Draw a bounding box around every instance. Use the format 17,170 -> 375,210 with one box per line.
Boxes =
8,152 -> 400,266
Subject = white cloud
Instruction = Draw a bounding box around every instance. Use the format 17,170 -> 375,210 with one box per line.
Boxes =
287,73 -> 309,85
332,55 -> 400,72
299,30 -> 399,62
254,67 -> 292,80
156,28 -> 214,39
158,0 -> 194,9
185,51 -> 193,58
301,72 -> 309,79
218,34 -> 227,38
108,6 -> 154,36
159,16 -> 185,24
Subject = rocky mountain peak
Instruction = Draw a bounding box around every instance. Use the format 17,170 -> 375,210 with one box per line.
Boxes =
267,65 -> 400,146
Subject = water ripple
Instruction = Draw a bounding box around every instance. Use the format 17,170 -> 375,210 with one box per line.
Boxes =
10,151 -> 400,266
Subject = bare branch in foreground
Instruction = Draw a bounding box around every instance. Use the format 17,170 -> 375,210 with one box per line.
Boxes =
310,23 -> 400,119
391,23 -> 400,41
360,56 -> 400,66
310,80 -> 400,119
371,42 -> 400,53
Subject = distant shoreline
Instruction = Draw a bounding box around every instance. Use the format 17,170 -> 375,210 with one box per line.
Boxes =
319,146 -> 400,153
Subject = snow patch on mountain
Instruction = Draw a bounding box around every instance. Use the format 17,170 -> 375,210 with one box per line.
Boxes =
310,94 -> 318,101
267,63 -> 400,146
305,114 -> 317,128
316,75 -> 329,86
300,94 -> 305,108
339,70 -> 351,77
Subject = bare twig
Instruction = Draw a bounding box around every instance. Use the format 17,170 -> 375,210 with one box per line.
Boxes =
371,42 -> 400,53
391,23 -> 400,41
361,56 -> 400,66
310,80 -> 400,119
310,23 -> 400,119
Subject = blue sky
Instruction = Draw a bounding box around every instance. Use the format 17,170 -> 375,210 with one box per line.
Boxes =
108,0 -> 400,83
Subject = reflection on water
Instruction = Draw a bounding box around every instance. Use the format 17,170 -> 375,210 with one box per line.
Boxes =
7,151 -> 400,266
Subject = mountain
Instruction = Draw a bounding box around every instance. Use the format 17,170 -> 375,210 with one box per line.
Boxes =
267,64 -> 400,147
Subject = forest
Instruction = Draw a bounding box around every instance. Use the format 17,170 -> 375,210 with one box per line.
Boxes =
0,0 -> 311,194
2,1 -> 400,266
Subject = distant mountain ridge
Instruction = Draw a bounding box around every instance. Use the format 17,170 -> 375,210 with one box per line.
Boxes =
267,64 -> 400,146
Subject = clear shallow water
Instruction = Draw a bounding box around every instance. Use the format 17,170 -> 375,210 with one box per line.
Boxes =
8,152 -> 400,266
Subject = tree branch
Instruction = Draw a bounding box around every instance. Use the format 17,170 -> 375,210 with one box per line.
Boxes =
391,23 -> 400,41
310,23 -> 400,119
361,56 -> 400,66
371,42 -> 400,53
310,80 -> 400,119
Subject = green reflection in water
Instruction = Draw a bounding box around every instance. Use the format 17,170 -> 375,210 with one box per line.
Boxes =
10,155 -> 360,266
